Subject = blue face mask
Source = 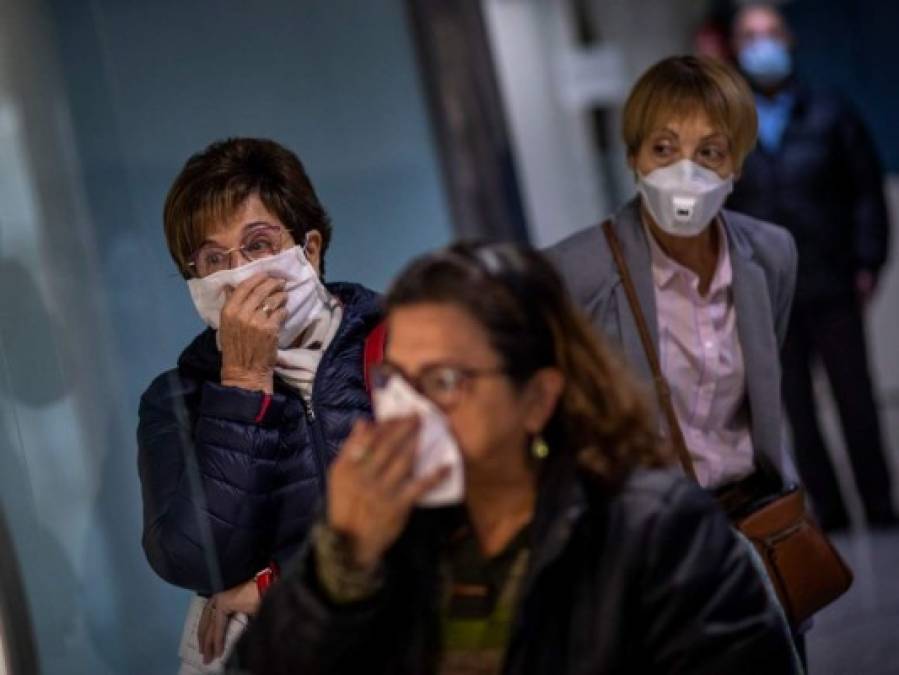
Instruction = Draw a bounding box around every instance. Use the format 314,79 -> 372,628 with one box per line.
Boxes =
738,37 -> 792,87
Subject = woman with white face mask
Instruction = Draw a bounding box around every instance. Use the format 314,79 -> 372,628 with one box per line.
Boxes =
137,138 -> 382,671
546,55 -> 818,638
228,242 -> 797,674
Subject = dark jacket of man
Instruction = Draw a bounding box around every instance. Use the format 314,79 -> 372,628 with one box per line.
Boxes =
229,459 -> 798,675
138,282 -> 381,595
727,87 -> 890,303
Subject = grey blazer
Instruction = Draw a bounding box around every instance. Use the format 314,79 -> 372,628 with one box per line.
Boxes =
545,197 -> 799,486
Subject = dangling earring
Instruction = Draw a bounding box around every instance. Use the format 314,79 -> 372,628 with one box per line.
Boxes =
531,435 -> 550,460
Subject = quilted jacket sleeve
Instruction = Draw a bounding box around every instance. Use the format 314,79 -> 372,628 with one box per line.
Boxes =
138,369 -> 290,594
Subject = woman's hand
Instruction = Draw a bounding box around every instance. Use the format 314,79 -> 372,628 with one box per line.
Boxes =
197,578 -> 261,664
328,418 -> 450,571
219,274 -> 288,394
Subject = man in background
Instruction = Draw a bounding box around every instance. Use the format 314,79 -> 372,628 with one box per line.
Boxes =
728,3 -> 894,530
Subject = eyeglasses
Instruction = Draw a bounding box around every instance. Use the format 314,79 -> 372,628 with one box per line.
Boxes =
187,225 -> 287,278
372,361 -> 506,411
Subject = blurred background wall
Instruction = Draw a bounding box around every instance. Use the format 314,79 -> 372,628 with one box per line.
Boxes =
0,0 -> 897,673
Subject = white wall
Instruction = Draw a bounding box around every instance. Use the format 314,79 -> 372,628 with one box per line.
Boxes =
482,0 -> 610,247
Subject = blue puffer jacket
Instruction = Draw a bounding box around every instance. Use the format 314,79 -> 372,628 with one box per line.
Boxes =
138,282 -> 381,595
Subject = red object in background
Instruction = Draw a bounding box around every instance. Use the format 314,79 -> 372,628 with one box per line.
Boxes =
363,321 -> 388,393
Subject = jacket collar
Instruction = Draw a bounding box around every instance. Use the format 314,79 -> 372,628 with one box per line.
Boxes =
613,197 -> 760,278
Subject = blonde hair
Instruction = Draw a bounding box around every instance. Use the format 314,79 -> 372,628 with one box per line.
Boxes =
622,56 -> 758,168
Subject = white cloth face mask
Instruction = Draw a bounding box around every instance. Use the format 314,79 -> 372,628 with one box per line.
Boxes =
637,159 -> 733,237
372,375 -> 465,507
187,244 -> 329,349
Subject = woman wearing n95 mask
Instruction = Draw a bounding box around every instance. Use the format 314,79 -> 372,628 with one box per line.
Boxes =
547,56 -> 805,648
137,138 -> 381,670
546,57 -> 813,647
547,56 -> 820,651
548,55 -> 799,499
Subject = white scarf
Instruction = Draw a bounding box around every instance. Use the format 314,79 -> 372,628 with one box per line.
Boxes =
273,294 -> 343,401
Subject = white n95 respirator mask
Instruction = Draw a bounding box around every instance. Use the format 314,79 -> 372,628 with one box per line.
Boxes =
186,245 -> 329,349
637,159 -> 733,237
372,374 -> 465,507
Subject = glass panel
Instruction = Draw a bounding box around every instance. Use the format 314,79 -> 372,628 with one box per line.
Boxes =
0,1 -> 452,673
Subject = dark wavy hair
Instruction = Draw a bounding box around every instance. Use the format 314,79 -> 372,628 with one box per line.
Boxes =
385,242 -> 669,487
164,137 -> 332,278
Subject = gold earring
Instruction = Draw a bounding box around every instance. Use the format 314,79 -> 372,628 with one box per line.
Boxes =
531,435 -> 550,460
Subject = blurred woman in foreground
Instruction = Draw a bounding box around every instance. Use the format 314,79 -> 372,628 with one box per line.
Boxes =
228,242 -> 795,674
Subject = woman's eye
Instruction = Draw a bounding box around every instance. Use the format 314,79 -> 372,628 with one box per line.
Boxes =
246,238 -> 275,253
699,146 -> 726,162
652,143 -> 672,156
425,369 -> 461,394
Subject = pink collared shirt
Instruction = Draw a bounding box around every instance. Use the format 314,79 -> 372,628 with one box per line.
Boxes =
644,219 -> 755,489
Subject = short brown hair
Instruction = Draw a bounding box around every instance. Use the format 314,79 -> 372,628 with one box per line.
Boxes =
163,138 -> 332,278
622,56 -> 758,168
385,243 -> 669,489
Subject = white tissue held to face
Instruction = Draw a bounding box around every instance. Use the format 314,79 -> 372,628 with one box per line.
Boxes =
372,374 -> 465,507
187,245 -> 330,348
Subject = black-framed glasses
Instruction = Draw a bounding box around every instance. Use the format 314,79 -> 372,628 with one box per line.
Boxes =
372,361 -> 506,411
187,224 -> 288,278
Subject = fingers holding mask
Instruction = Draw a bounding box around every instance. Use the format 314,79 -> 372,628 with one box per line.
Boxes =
222,273 -> 270,315
239,275 -> 286,321
364,417 -> 419,486
258,290 -> 288,328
